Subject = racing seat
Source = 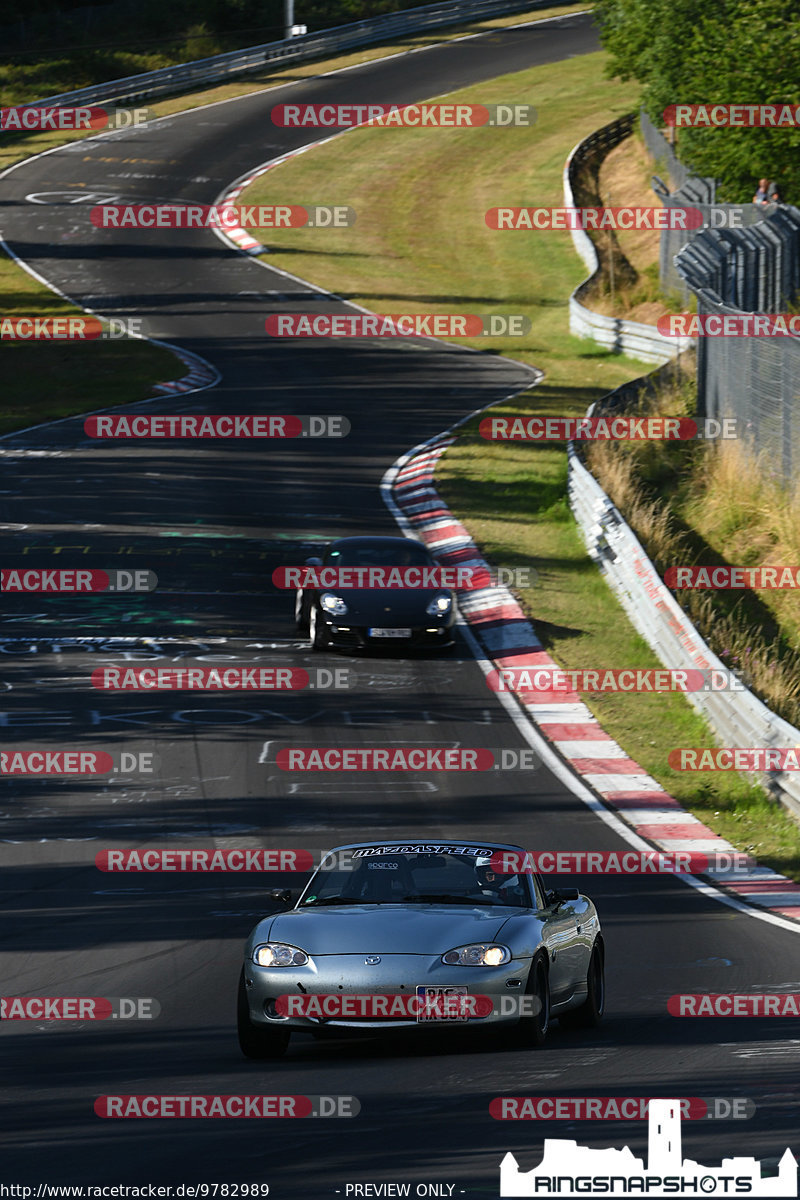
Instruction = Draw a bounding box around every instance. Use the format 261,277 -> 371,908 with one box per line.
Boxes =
347,858 -> 412,903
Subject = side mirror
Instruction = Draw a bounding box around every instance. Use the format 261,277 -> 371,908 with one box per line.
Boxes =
548,887 -> 579,907
304,556 -> 323,567
267,888 -> 293,906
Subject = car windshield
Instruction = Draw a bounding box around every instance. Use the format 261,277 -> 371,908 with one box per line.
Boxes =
299,848 -> 531,908
326,542 -> 433,568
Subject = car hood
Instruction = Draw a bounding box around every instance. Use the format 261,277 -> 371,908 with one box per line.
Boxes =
265,904 -> 511,955
325,589 -> 449,622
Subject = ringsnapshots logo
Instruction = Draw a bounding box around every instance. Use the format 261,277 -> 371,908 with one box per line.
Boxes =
271,102 -> 536,128
264,313 -> 530,337
480,416 -> 738,441
90,204 -> 354,229
499,1099 -> 796,1197
84,414 -> 349,438
1,568 -> 156,592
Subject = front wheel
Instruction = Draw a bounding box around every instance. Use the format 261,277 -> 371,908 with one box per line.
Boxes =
559,940 -> 605,1029
309,606 -> 327,651
295,590 -> 309,631
516,953 -> 550,1047
237,969 -> 290,1060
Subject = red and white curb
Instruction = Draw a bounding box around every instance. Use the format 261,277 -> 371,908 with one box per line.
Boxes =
151,344 -> 219,394
212,139 -> 340,256
389,437 -> 800,926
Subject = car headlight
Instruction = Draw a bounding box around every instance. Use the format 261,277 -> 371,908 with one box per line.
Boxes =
441,943 -> 511,966
426,594 -> 452,616
320,592 -> 348,616
253,943 -> 309,967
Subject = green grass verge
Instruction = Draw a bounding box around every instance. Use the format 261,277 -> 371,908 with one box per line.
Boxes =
0,257 -> 181,435
1,3 -> 587,434
238,48 -> 800,880
0,5 -> 588,173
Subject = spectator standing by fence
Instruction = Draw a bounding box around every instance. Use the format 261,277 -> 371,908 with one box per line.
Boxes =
753,178 -> 770,208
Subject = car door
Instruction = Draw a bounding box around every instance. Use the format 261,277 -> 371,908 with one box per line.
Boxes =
537,884 -> 585,1003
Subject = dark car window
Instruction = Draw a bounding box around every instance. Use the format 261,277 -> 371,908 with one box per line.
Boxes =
326,542 -> 433,568
300,850 -> 533,908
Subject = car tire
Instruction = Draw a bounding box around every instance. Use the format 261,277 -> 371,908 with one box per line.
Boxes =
559,939 -> 605,1030
237,969 -> 290,1060
309,606 -> 328,650
295,590 -> 309,631
516,953 -> 550,1048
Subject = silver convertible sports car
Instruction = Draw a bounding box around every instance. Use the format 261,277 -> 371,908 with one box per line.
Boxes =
237,840 -> 604,1058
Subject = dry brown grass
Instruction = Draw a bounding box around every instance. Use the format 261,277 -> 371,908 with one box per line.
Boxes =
585,372 -> 800,727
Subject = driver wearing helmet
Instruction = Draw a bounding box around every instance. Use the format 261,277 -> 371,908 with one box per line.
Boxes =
475,860 -> 519,901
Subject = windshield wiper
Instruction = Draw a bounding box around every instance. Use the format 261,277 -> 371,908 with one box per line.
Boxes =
302,896 -> 365,906
400,893 -> 490,905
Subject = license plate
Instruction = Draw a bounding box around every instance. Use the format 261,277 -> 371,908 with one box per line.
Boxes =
368,627 -> 412,638
415,985 -> 469,1022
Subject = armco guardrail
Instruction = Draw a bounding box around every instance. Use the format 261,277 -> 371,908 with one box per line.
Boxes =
567,374 -> 800,825
27,0 -> 577,110
564,114 -> 694,364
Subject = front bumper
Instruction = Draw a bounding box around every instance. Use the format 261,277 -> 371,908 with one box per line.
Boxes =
320,619 -> 454,651
243,953 -> 531,1031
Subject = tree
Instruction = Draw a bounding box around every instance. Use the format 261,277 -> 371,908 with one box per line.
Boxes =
594,0 -> 800,202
